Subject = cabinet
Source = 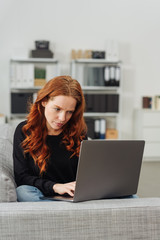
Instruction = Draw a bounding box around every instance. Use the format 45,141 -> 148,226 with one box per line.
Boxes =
9,57 -> 60,121
71,59 -> 122,139
133,109 -> 160,161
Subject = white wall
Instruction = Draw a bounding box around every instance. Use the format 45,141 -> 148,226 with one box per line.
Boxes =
0,0 -> 160,138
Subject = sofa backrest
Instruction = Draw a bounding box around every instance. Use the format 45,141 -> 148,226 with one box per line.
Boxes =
0,138 -> 13,173
0,123 -> 15,144
0,124 -> 17,202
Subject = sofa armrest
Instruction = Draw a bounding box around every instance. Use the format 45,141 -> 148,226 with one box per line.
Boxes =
0,198 -> 160,239
0,164 -> 17,202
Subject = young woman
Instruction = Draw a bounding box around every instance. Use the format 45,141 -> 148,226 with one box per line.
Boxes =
13,76 -> 87,202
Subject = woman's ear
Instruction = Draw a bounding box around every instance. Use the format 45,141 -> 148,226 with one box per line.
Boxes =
41,101 -> 47,107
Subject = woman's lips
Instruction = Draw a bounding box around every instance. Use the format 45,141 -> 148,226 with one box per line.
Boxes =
55,122 -> 64,128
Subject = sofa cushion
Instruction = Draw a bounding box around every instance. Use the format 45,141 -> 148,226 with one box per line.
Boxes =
0,123 -> 15,144
0,163 -> 17,202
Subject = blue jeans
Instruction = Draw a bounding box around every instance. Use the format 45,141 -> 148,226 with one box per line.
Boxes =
16,185 -> 138,202
16,185 -> 52,202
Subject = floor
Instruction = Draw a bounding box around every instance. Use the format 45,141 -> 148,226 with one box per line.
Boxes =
137,161 -> 160,197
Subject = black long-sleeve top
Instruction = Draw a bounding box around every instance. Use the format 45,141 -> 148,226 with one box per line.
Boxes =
13,121 -> 85,196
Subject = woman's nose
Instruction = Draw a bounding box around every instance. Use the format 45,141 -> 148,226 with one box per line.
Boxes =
58,111 -> 66,122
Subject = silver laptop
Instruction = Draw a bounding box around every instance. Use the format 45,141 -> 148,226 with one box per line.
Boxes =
42,140 -> 145,202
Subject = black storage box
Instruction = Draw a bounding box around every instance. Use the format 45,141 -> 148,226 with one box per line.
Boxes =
35,41 -> 49,49
11,93 -> 33,114
85,118 -> 95,139
31,49 -> 53,58
105,94 -> 119,112
84,94 -> 119,113
92,51 -> 105,59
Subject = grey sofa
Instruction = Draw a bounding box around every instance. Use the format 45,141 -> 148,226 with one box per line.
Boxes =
0,123 -> 160,240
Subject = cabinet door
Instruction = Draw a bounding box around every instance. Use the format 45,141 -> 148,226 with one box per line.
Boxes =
143,128 -> 160,141
143,112 -> 160,126
144,142 -> 160,158
134,110 -> 160,160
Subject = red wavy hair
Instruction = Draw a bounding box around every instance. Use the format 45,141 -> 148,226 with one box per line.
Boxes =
22,76 -> 87,175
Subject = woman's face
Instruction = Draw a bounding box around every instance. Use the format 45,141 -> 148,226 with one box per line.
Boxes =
42,95 -> 77,135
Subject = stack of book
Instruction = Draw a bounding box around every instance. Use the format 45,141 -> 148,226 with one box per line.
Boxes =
10,63 -> 57,88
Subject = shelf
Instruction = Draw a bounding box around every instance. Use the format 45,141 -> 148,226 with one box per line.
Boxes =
72,59 -> 121,64
139,109 -> 160,113
84,112 -> 118,117
10,85 -> 120,93
10,113 -> 119,119
10,57 -> 58,63
82,86 -> 120,91
11,86 -> 118,91
10,114 -> 27,119
11,87 -> 42,93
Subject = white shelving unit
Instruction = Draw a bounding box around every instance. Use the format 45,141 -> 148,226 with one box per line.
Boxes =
71,59 -> 122,139
133,109 -> 160,161
9,57 -> 60,122
10,57 -> 59,63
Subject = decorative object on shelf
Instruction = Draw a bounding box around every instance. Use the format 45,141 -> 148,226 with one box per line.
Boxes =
142,96 -> 152,109
71,49 -> 105,60
35,40 -> 49,49
105,39 -> 119,62
84,50 -> 92,59
142,95 -> 160,110
106,128 -> 118,139
92,51 -> 105,59
31,40 -> 53,58
155,96 -> 160,110
34,67 -> 46,86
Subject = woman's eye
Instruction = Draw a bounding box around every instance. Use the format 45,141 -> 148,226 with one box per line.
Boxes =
68,111 -> 73,114
55,108 -> 60,111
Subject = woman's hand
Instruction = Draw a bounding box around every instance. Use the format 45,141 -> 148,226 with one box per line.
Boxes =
53,181 -> 76,197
